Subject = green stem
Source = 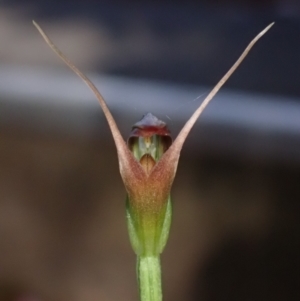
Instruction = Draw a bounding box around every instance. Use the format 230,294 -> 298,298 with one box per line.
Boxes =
137,256 -> 162,301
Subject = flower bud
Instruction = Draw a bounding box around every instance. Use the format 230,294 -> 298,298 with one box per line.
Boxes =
126,113 -> 172,256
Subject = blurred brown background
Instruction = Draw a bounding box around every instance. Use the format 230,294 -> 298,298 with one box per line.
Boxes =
0,1 -> 299,301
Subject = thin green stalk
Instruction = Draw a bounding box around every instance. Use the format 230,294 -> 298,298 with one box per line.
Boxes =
138,256 -> 162,301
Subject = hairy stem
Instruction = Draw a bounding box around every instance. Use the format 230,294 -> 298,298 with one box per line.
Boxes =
138,256 -> 162,301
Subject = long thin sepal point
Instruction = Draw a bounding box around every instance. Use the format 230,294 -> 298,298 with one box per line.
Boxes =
33,20 -> 145,179
172,22 -> 274,153
32,21 -> 123,148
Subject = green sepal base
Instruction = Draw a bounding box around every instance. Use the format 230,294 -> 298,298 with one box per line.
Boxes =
126,195 -> 172,256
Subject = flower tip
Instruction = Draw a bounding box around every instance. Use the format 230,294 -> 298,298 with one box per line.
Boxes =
128,113 -> 172,161
131,113 -> 171,137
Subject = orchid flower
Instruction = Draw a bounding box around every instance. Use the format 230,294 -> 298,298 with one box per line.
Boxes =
33,21 -> 273,301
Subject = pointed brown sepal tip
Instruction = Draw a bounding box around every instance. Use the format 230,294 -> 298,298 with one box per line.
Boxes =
32,20 -> 146,189
143,23 -> 275,205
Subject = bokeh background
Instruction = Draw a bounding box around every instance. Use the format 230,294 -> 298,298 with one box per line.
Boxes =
0,1 -> 299,301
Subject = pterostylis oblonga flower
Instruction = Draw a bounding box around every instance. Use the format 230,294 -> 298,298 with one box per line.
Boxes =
33,21 -> 274,301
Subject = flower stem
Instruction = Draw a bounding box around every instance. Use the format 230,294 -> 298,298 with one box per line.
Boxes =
137,256 -> 162,301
